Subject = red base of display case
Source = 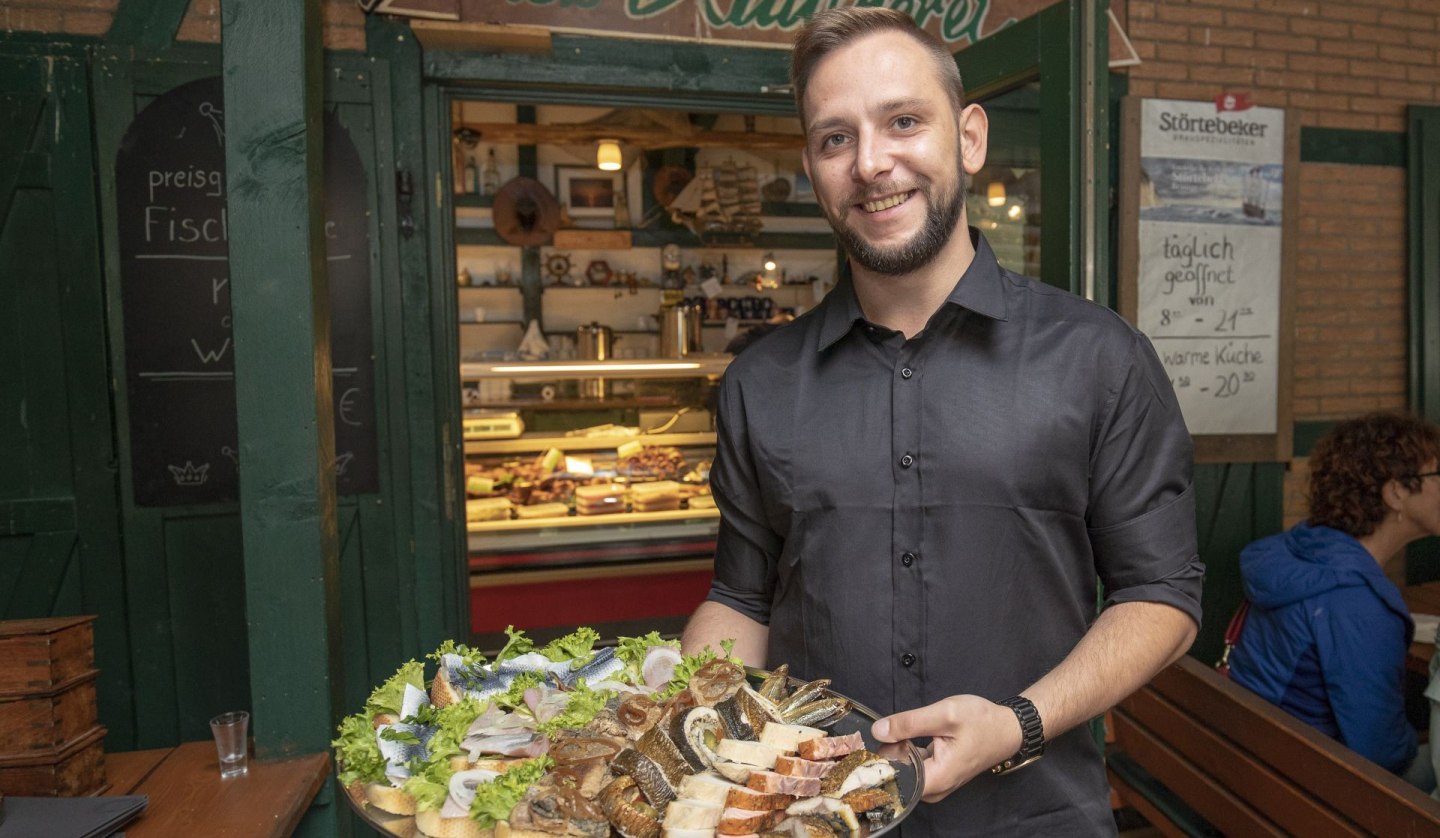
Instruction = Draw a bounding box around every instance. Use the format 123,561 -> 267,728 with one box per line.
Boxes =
470,562 -> 713,635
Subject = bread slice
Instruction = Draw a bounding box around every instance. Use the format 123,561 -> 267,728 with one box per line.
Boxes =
364,781 -> 417,815
414,808 -> 497,838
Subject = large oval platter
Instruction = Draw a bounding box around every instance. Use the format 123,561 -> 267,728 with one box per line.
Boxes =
339,666 -> 926,837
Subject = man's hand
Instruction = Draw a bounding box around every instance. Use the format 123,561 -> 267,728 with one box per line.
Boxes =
871,695 -> 1023,803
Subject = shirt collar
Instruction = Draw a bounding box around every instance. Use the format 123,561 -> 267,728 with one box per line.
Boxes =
816,227 -> 1010,351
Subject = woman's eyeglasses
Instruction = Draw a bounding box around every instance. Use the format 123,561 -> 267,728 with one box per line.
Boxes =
1409,471 -> 1440,480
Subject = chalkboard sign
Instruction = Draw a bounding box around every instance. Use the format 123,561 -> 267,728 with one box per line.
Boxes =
116,76 -> 379,505
1119,97 -> 1295,463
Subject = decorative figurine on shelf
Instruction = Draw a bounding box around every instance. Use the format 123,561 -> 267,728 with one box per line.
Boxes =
481,148 -> 500,197
586,259 -> 613,287
457,266 -> 472,287
660,243 -> 683,291
545,252 -> 574,286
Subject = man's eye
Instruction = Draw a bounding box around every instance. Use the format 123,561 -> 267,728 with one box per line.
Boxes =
822,134 -> 848,148
895,116 -> 917,130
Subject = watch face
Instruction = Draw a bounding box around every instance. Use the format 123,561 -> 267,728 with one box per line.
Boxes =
662,243 -> 682,271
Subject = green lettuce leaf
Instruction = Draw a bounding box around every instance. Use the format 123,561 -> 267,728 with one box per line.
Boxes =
536,681 -> 615,735
332,711 -> 387,787
428,639 -> 487,671
538,626 -> 601,664
491,670 -> 545,711
614,630 -> 679,683
424,697 -> 486,764
367,660 -> 425,717
402,755 -> 453,812
493,625 -> 534,664
470,756 -> 554,827
657,639 -> 740,699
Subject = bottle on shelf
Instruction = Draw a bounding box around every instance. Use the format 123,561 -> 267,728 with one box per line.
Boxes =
481,148 -> 500,197
463,152 -> 479,195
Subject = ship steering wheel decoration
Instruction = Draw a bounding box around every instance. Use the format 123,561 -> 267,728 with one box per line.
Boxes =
545,252 -> 573,286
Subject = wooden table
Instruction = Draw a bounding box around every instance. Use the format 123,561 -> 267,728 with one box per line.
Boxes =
1401,581 -> 1440,675
103,741 -> 329,837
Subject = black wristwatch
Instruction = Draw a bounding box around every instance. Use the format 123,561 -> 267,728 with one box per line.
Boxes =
991,695 -> 1045,775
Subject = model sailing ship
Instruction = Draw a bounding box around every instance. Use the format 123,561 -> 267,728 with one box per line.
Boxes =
668,158 -> 764,245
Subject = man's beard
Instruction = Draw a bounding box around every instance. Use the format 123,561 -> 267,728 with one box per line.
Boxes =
828,171 -> 967,277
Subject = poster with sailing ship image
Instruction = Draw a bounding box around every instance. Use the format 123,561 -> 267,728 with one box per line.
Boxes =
1136,99 -> 1285,437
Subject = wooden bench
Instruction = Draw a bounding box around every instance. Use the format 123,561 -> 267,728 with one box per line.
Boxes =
1108,656 -> 1440,836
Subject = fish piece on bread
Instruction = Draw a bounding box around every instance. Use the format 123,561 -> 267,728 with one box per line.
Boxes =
818,750 -> 896,799
796,732 -> 862,761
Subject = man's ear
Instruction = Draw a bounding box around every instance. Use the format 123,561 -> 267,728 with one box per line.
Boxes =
1383,478 -> 1410,512
800,144 -> 814,188
959,103 -> 989,177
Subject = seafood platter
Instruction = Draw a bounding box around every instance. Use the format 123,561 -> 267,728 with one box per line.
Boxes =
334,627 -> 922,838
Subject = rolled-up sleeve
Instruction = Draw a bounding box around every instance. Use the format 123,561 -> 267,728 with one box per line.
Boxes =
706,370 -> 782,624
1088,332 -> 1204,627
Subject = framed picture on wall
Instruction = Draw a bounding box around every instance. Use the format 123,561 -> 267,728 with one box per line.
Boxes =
555,166 -> 624,218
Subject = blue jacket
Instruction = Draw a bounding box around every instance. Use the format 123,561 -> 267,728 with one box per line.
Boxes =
1229,523 -> 1416,774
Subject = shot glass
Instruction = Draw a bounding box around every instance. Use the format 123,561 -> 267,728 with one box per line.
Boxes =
210,711 -> 250,779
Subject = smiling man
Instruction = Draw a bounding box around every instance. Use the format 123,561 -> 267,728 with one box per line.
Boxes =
682,8 -> 1204,835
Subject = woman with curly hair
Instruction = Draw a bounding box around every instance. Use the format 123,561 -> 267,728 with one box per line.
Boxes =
1229,411 -> 1440,789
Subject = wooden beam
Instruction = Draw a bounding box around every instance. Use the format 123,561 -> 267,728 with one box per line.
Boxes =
106,0 -> 190,51
222,0 -> 341,783
410,20 -> 551,53
457,121 -> 803,151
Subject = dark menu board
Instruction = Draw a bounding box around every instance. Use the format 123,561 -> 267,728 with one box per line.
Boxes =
116,76 -> 378,506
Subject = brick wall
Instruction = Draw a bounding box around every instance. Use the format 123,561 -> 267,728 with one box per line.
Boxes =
2,0 -> 367,49
1,0 -> 118,36
1121,0 -> 1437,537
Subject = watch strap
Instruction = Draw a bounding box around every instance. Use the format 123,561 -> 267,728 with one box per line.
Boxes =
991,695 -> 1045,775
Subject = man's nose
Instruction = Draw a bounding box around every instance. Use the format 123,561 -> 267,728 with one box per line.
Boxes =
853,129 -> 894,183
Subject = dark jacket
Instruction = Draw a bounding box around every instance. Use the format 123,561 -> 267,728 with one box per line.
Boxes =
1229,523 -> 1416,773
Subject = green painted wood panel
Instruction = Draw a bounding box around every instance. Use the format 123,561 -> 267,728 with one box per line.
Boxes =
1407,106 -> 1440,585
1191,462 -> 1284,664
106,0 -> 190,51
0,47 -> 133,747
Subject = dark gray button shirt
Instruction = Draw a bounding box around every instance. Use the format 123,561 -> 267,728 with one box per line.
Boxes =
707,230 -> 1203,836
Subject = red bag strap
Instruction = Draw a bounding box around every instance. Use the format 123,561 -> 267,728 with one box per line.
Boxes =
1215,599 -> 1251,676
1225,599 -> 1251,645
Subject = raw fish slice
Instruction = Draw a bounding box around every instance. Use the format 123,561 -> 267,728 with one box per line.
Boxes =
464,731 -> 548,759
561,646 -> 626,687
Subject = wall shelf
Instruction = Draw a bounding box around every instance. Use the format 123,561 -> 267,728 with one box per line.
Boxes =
455,227 -> 835,250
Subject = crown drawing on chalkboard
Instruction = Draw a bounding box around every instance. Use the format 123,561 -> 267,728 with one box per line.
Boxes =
168,460 -> 211,487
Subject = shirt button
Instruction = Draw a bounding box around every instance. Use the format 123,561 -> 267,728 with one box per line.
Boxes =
901,367 -> 913,379
901,552 -> 916,567
900,454 -> 914,468
901,653 -> 916,667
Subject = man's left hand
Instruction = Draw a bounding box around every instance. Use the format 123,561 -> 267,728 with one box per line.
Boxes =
871,695 -> 1023,803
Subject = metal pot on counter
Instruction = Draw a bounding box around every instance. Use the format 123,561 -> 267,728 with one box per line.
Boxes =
576,322 -> 616,399
576,322 -> 617,360
658,303 -> 703,358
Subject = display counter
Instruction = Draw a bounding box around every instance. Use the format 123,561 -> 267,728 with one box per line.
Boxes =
461,358 -> 728,645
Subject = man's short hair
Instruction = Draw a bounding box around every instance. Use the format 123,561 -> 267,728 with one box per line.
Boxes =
789,8 -> 966,127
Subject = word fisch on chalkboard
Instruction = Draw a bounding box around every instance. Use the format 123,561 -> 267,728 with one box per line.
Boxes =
116,76 -> 379,506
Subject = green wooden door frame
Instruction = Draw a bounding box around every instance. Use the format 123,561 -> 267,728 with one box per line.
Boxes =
954,0 -> 1109,299
1410,106 -> 1440,424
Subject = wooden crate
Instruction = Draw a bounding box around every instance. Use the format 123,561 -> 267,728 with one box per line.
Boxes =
0,616 -> 96,693
0,670 -> 99,755
0,725 -> 107,797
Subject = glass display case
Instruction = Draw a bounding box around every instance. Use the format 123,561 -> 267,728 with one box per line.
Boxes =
461,358 -> 730,646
